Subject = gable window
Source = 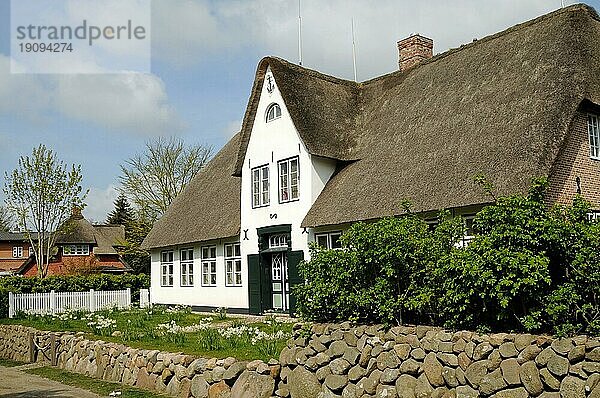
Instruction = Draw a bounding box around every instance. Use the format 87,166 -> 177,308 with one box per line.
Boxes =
225,243 -> 242,286
201,246 -> 217,286
180,248 -> 194,287
266,103 -> 281,122
588,114 -> 600,159
252,165 -> 270,208
12,246 -> 23,258
278,157 -> 299,202
160,250 -> 174,287
63,244 -> 89,256
315,232 -> 343,250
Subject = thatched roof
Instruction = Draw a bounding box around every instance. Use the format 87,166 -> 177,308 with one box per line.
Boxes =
234,58 -> 362,175
141,133 -> 242,250
142,4 -> 600,248
57,214 -> 125,255
301,4 -> 600,226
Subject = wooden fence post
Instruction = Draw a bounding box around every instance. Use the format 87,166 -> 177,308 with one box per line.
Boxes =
50,333 -> 57,366
8,291 -> 14,318
28,332 -> 35,363
89,289 -> 95,312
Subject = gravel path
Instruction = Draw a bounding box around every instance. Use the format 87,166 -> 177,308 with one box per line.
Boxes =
0,365 -> 102,398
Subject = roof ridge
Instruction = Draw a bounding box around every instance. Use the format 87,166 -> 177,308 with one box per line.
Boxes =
265,56 -> 360,88
362,3 -> 599,86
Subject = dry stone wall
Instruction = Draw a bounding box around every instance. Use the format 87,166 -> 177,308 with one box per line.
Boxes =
0,324 -> 279,398
279,323 -> 600,398
1,323 -> 600,397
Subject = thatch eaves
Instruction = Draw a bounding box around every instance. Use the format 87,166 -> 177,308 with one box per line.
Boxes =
141,133 -> 242,250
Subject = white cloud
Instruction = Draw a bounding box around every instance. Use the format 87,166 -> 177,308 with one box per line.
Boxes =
0,54 -> 183,135
152,0 -> 562,79
83,184 -> 119,223
223,119 -> 242,139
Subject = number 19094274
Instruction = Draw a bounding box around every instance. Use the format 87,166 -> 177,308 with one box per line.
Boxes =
18,42 -> 73,52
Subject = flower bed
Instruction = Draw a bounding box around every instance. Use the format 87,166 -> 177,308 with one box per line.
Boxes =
0,305 -> 293,361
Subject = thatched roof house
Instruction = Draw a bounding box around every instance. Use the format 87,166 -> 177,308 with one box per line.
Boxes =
142,4 -> 600,314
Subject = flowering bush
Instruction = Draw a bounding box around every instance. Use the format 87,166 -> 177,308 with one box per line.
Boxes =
86,314 -> 117,336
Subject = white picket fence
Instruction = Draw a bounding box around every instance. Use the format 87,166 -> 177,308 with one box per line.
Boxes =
139,288 -> 150,308
8,288 -> 131,318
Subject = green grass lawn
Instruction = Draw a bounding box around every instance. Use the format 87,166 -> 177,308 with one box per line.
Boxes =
26,366 -> 165,398
0,358 -> 26,367
0,306 -> 294,361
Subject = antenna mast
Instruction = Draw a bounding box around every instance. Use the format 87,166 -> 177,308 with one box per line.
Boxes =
298,0 -> 303,65
351,18 -> 357,82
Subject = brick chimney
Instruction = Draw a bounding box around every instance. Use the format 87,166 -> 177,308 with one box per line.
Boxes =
397,34 -> 433,71
71,205 -> 83,219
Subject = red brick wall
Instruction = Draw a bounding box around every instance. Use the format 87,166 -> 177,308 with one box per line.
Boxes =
547,110 -> 600,209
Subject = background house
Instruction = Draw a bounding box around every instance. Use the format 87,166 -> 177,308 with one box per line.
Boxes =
142,4 -> 600,315
1,208 -> 131,277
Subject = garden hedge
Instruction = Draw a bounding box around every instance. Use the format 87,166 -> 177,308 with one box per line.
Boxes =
0,274 -> 150,318
295,178 -> 600,337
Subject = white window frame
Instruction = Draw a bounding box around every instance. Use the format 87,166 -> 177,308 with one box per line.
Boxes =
160,250 -> 174,287
265,103 -> 282,122
588,114 -> 600,160
201,246 -> 217,287
252,164 -> 270,208
278,157 -> 299,203
12,246 -> 23,258
180,248 -> 194,287
455,215 -> 476,248
587,211 -> 600,222
224,243 -> 242,287
269,234 -> 288,249
63,244 -> 90,256
315,232 -> 343,250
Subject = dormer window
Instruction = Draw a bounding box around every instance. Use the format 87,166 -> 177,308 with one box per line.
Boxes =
266,103 -> 281,122
588,114 -> 600,159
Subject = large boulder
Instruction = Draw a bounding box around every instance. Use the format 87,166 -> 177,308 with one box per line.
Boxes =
288,366 -> 321,398
231,370 -> 275,398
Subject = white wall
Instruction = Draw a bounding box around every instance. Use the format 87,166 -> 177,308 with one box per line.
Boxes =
149,237 -> 246,309
240,67 -> 336,260
150,65 -> 339,309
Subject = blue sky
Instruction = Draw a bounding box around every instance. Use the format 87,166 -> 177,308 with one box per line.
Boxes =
0,0 -> 597,222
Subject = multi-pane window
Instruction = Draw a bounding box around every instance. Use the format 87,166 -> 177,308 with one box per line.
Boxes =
201,246 -> 217,286
160,250 -> 174,287
266,103 -> 281,122
278,157 -> 299,202
225,243 -> 242,286
315,232 -> 342,250
252,165 -> 270,208
12,246 -> 23,258
269,234 -> 288,248
588,114 -> 600,159
63,244 -> 89,256
180,248 -> 194,287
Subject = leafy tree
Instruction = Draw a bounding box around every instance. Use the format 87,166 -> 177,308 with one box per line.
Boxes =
119,137 -> 213,222
3,145 -> 86,278
106,194 -> 134,226
0,206 -> 13,232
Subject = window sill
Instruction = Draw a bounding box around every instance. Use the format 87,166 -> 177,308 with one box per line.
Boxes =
252,204 -> 270,209
225,285 -> 244,288
278,198 -> 300,205
590,156 -> 600,161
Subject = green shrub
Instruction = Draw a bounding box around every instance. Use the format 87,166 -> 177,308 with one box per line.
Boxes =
295,178 -> 600,336
0,274 -> 150,318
